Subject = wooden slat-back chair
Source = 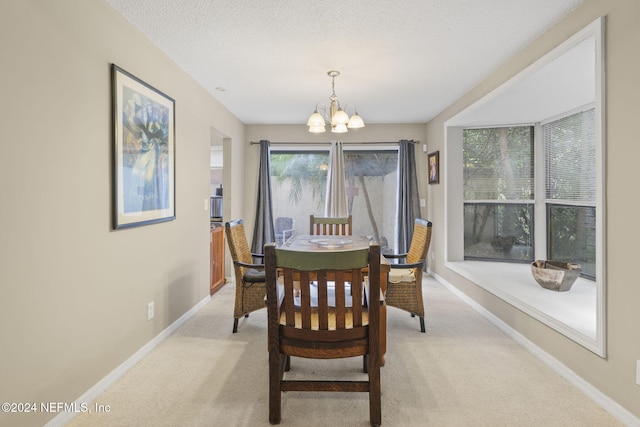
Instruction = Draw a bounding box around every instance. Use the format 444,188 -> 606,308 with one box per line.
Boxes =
225,219 -> 267,333
309,214 -> 352,236
385,218 -> 433,332
265,242 -> 382,426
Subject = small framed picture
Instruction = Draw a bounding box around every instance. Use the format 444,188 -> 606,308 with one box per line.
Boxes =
428,151 -> 440,184
112,64 -> 176,229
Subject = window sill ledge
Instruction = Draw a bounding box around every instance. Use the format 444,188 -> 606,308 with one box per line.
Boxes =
445,260 -> 596,346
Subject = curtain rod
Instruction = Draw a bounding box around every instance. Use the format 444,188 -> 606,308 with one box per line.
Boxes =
249,140 -> 419,145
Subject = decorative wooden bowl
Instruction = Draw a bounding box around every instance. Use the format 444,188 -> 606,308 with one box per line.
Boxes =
531,260 -> 582,292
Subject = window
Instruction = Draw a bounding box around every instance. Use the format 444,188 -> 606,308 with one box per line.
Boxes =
463,126 -> 534,262
544,108 -> 596,278
462,108 -> 596,278
270,147 -> 398,251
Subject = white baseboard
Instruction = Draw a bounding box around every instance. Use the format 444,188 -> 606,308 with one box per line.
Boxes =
431,272 -> 640,427
45,295 -> 211,427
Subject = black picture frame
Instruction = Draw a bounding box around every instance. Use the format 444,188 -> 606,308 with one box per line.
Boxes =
112,64 -> 176,229
428,151 -> 440,184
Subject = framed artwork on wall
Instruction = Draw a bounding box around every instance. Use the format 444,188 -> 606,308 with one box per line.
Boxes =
428,151 -> 440,184
111,64 -> 176,229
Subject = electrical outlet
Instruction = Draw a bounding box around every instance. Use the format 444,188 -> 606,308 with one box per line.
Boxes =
147,302 -> 154,320
431,252 -> 435,261
204,198 -> 209,211
420,198 -> 426,207
636,360 -> 640,386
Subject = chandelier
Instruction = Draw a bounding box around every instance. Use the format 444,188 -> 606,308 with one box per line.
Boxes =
306,70 -> 365,134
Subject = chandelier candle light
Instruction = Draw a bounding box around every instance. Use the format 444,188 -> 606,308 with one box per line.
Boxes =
307,70 -> 365,134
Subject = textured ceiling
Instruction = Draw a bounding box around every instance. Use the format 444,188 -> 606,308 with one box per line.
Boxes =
105,0 -> 584,126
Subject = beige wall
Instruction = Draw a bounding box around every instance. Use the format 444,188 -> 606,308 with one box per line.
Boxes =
0,1 -> 244,426
425,0 -> 640,419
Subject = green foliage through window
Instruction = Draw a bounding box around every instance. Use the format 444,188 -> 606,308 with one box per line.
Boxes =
463,126 -> 535,262
462,108 -> 596,280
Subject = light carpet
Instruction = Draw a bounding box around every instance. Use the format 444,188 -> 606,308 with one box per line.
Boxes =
66,276 -> 621,426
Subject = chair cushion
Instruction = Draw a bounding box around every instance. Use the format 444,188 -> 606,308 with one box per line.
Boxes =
243,268 -> 265,282
388,268 -> 415,283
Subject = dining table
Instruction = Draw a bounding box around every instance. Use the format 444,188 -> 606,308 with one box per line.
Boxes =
276,234 -> 389,364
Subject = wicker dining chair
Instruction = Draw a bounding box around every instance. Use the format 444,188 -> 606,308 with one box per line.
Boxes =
265,241 -> 382,426
225,219 -> 267,333
309,214 -> 352,236
384,218 -> 433,333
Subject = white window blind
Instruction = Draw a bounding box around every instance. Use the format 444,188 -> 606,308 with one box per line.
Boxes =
544,108 -> 596,202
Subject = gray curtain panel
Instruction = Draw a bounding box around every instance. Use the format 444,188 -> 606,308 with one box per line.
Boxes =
251,140 -> 275,257
394,139 -> 421,254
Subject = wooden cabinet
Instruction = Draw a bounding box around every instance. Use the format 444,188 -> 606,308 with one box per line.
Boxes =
210,225 -> 225,294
